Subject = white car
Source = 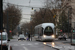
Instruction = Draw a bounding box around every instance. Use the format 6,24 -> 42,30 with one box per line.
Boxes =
18,34 -> 26,41
0,32 -> 12,50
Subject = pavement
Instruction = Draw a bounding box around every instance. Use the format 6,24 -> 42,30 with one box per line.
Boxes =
45,38 -> 75,50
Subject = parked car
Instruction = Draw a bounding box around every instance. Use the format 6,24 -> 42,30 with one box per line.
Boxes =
18,34 -> 26,41
0,32 -> 12,50
58,34 -> 67,40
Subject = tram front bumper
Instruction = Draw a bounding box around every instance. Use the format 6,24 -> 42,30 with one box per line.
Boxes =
41,35 -> 55,40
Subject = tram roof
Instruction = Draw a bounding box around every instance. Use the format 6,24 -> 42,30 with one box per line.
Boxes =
35,23 -> 55,29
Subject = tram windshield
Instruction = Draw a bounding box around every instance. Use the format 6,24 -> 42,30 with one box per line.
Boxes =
44,26 -> 53,36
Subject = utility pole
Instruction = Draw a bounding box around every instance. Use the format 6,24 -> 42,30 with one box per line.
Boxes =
7,10 -> 10,38
68,7 -> 72,38
6,4 -> 10,38
31,26 -> 32,41
0,0 -> 3,50
68,9 -> 70,37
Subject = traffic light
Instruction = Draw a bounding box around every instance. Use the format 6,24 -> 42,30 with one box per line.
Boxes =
32,7 -> 33,10
60,30 -> 62,32
73,29 -> 75,32
9,30 -> 12,33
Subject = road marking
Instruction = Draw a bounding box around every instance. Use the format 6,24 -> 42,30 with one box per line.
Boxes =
27,43 -> 32,45
34,43 -> 39,45
21,44 -> 25,45
23,47 -> 28,50
62,46 -> 74,49
14,44 -> 18,46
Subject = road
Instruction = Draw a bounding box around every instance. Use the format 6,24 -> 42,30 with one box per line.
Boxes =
9,38 -> 56,50
9,36 -> 72,50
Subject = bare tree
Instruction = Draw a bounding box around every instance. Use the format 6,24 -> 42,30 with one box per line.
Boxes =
3,4 -> 22,35
21,0 -> 62,35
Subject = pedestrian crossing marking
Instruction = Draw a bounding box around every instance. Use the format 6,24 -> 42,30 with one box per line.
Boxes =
23,47 -> 28,50
13,44 -> 18,46
21,44 -> 25,45
34,43 -> 39,45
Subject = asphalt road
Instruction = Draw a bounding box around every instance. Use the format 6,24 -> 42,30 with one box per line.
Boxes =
9,38 -> 57,50
9,36 -> 72,50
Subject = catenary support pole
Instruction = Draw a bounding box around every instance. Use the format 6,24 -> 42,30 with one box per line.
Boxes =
0,0 -> 3,50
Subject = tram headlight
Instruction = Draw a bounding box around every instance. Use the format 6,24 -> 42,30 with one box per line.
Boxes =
43,35 -> 46,38
52,35 -> 55,38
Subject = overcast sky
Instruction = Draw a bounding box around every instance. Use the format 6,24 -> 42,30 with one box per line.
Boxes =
3,0 -> 46,23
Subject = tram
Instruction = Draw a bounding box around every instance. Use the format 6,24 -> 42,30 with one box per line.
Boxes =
34,23 -> 55,41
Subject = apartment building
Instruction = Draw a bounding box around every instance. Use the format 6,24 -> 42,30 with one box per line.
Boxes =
57,0 -> 75,28
70,0 -> 75,28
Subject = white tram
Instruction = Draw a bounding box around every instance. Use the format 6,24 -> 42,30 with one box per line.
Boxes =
34,23 -> 55,41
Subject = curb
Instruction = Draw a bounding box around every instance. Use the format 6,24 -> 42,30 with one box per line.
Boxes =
45,44 -> 60,50
45,44 -> 75,50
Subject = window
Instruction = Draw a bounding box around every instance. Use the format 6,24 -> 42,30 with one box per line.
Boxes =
44,26 -> 53,35
0,35 -> 6,40
19,35 -> 25,38
68,0 -> 71,1
39,27 -> 43,36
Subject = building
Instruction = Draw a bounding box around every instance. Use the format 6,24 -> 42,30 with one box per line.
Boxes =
70,0 -> 75,28
61,0 -> 75,28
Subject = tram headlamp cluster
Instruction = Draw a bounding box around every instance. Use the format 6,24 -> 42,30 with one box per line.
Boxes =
43,35 -> 46,38
52,35 -> 55,38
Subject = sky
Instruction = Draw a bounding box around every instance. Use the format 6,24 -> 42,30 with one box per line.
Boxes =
3,0 -> 45,23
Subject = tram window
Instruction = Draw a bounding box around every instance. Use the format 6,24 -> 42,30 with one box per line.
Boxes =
44,27 -> 53,35
39,27 -> 43,36
42,28 -> 43,34
44,27 -> 53,32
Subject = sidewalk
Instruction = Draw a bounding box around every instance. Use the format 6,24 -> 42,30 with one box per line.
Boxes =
45,39 -> 75,50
